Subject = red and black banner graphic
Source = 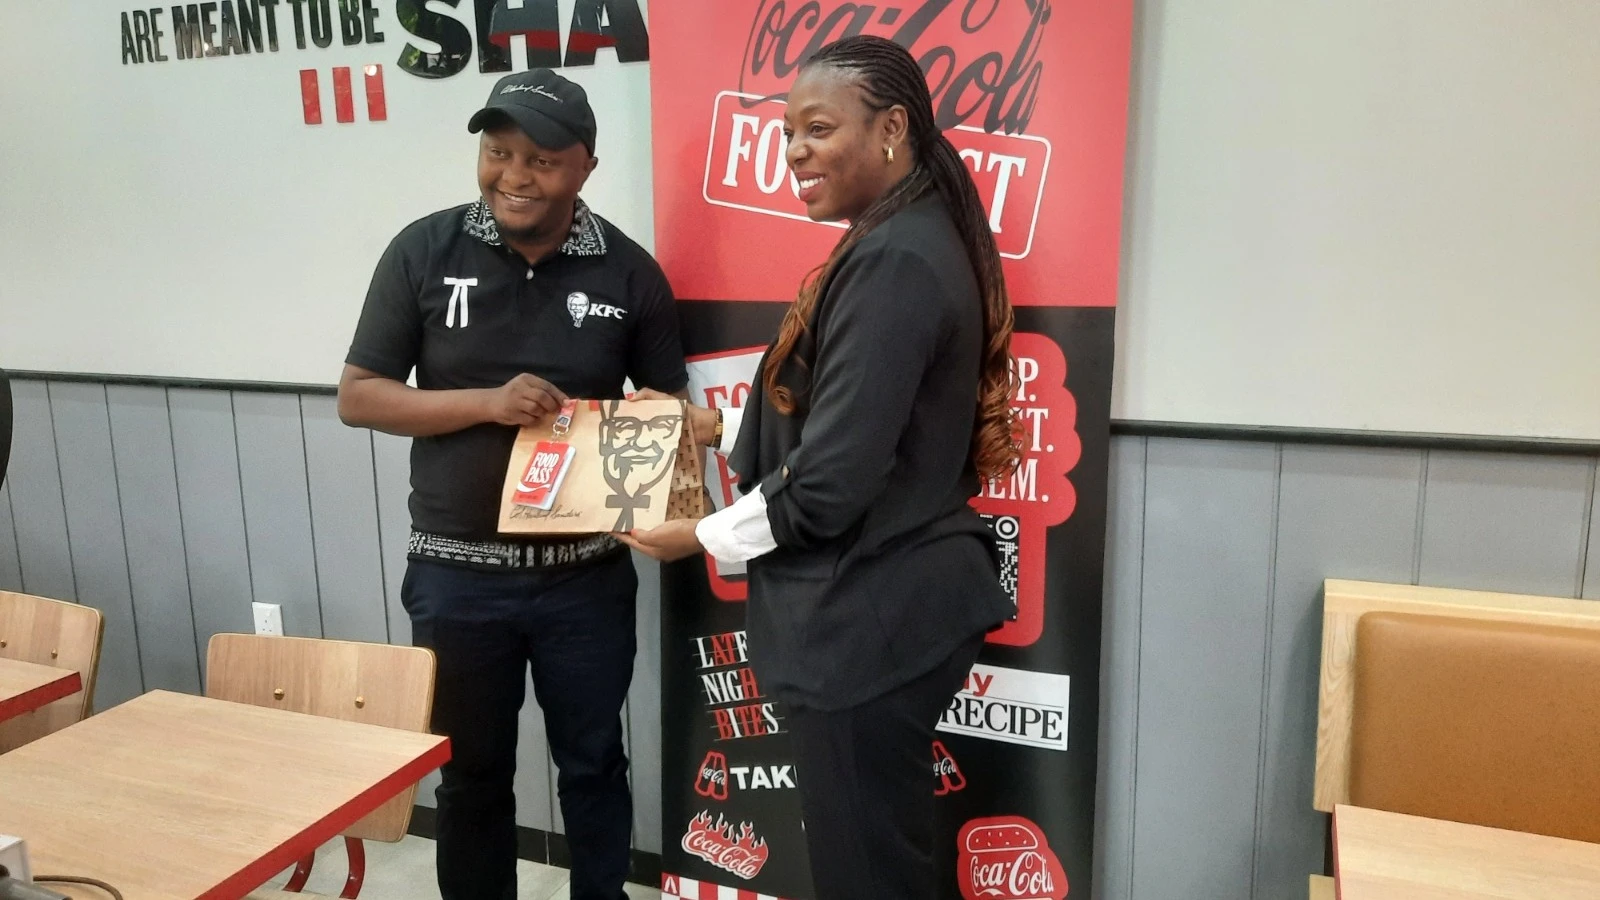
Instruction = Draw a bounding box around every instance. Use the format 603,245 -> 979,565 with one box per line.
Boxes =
652,2 -> 1133,897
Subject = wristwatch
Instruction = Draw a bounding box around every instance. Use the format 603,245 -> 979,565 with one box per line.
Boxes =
711,408 -> 724,448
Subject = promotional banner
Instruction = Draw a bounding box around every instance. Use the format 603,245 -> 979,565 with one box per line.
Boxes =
652,2 -> 1133,898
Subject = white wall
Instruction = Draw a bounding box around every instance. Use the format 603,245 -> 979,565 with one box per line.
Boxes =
0,0 -> 655,387
1116,0 -> 1600,439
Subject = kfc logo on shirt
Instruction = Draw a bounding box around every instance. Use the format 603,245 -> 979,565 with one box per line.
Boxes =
958,816 -> 1069,900
681,811 -> 771,881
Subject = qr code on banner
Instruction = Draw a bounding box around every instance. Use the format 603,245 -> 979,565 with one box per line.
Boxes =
979,514 -> 1021,616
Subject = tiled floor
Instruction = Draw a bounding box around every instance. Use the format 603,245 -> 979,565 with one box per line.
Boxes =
260,834 -> 660,900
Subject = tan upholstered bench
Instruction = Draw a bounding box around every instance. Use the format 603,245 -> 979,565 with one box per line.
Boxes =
1350,612 -> 1600,843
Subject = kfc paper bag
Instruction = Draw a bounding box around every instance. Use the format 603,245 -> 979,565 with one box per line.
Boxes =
498,398 -> 707,534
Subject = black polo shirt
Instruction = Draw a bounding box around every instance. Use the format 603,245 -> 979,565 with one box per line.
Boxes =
346,198 -> 689,540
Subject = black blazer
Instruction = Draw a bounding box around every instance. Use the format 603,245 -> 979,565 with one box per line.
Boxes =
729,194 -> 1011,711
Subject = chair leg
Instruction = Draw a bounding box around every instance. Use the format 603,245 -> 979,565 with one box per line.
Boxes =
283,853 -> 315,893
339,838 -> 366,899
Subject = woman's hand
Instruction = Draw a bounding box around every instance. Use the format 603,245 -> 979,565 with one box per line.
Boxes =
618,518 -> 706,562
632,388 -> 719,447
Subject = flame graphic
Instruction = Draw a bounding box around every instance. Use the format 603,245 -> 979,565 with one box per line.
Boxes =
688,811 -> 769,852
682,810 -> 771,879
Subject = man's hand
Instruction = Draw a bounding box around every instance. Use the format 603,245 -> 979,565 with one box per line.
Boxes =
617,518 -> 705,562
484,374 -> 569,427
340,364 -> 559,438
633,387 -> 718,446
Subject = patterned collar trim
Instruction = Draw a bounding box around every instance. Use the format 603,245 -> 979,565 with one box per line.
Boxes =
463,197 -> 607,257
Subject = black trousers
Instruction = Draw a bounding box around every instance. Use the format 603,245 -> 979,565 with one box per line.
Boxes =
402,552 -> 638,900
786,634 -> 984,900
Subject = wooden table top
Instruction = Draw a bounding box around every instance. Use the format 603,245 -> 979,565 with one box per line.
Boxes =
0,689 -> 449,900
1334,804 -> 1600,899
0,657 -> 81,723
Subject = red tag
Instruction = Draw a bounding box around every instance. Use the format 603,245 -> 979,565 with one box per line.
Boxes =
514,441 -> 574,510
553,400 -> 577,435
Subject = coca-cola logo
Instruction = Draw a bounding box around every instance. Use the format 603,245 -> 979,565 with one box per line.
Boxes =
933,739 -> 967,795
681,810 -> 771,881
957,816 -> 1069,900
738,0 -> 1052,135
695,749 -> 730,801
972,850 -> 1056,898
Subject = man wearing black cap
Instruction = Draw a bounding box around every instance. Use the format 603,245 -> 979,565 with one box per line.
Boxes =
337,69 -> 689,900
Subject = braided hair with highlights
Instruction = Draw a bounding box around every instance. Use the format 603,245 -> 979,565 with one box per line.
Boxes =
762,34 -> 1021,482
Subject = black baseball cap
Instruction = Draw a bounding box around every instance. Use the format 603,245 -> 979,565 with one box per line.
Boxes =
467,69 -> 597,155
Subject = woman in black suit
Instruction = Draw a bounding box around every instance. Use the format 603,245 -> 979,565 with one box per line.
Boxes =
623,34 -> 1020,898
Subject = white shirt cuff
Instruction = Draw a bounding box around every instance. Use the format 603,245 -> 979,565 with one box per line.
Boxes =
695,485 -> 776,564
716,406 -> 744,455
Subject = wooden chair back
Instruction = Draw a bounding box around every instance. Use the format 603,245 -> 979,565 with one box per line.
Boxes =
205,633 -> 436,841
0,591 -> 103,751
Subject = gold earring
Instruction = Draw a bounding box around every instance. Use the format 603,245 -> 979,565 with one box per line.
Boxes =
886,145 -> 895,164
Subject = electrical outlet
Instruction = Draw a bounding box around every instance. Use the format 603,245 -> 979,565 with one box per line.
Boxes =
0,835 -> 31,883
252,602 -> 283,636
